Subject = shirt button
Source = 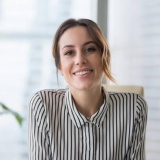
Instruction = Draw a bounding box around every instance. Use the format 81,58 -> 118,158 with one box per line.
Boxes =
86,117 -> 91,123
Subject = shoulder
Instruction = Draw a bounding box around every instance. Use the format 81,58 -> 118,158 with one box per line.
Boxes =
108,92 -> 148,116
108,91 -> 147,103
108,91 -> 139,100
108,91 -> 146,102
32,88 -> 66,99
29,88 -> 67,110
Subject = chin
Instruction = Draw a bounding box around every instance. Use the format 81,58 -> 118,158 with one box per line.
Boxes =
72,83 -> 98,91
68,79 -> 102,91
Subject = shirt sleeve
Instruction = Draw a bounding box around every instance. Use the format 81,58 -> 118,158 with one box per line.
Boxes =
28,92 -> 52,160
125,94 -> 148,160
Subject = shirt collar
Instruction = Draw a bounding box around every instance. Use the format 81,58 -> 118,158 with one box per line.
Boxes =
65,87 -> 109,128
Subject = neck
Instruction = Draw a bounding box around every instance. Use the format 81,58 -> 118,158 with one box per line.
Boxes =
69,86 -> 104,117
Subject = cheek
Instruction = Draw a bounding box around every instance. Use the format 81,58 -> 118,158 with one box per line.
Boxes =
59,59 -> 72,74
96,58 -> 103,72
93,55 -> 103,67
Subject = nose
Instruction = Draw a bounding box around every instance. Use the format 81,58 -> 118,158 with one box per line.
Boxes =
75,52 -> 87,65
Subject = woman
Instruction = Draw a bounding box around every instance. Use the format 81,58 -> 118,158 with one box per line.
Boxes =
28,18 -> 148,160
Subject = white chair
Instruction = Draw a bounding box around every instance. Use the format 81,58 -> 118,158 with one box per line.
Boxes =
103,85 -> 144,96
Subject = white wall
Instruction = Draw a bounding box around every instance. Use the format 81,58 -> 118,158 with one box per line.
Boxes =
108,0 -> 160,159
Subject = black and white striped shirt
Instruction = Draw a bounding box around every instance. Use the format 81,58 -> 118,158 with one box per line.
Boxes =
28,87 -> 148,160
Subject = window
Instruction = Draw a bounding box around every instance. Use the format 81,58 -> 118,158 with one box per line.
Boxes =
107,0 -> 160,159
0,0 -> 95,159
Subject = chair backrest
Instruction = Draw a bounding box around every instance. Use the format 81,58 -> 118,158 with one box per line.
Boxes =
103,85 -> 144,96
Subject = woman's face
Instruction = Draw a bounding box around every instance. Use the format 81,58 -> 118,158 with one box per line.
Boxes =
58,26 -> 103,91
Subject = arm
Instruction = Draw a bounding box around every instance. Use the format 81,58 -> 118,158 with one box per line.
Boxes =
125,94 -> 148,160
28,93 -> 51,160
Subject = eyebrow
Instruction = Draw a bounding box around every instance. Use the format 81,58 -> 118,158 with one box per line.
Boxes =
62,41 -> 96,50
84,41 -> 96,46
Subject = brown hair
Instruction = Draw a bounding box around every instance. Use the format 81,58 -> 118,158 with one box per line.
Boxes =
52,18 -> 115,82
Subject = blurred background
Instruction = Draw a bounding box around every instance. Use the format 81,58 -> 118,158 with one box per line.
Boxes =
0,0 -> 159,159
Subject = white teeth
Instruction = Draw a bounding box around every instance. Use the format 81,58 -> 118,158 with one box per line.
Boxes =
74,70 -> 91,76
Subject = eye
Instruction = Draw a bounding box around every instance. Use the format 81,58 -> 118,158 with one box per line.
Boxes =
85,47 -> 96,53
64,50 -> 74,56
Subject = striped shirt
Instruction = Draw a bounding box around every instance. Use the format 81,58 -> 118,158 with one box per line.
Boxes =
28,87 -> 148,160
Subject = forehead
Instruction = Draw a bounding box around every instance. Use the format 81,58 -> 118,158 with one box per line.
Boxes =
59,26 -> 93,48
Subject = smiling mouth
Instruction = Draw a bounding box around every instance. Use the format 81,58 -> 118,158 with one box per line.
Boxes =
74,70 -> 93,76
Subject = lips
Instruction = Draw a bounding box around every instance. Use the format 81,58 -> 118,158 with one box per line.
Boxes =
73,69 -> 93,76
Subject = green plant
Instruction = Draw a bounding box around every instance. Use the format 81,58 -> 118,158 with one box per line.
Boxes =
0,102 -> 23,126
